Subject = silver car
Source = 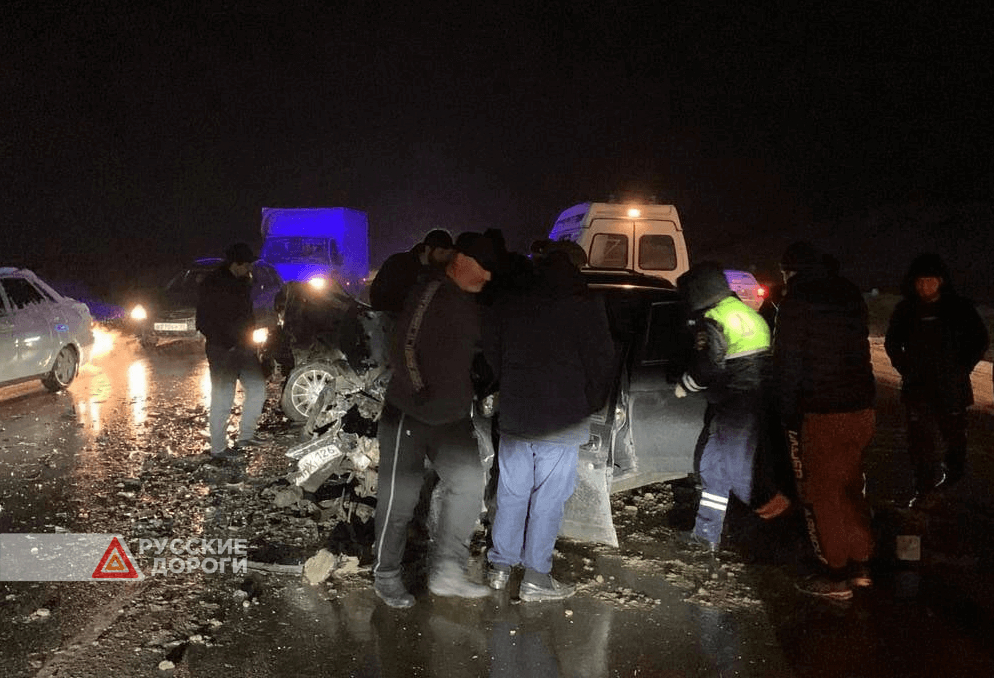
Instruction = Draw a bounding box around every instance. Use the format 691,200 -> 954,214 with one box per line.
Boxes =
0,267 -> 95,391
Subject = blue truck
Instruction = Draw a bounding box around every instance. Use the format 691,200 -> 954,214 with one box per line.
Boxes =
259,207 -> 370,289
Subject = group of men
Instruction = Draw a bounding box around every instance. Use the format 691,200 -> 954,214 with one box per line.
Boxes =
676,243 -> 987,601
367,229 -> 614,607
195,232 -> 988,607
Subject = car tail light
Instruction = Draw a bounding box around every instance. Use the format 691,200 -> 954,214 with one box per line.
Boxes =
757,286 -> 768,299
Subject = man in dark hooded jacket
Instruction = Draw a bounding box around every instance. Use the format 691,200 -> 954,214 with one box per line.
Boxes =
885,253 -> 988,506
482,242 -> 614,601
774,242 -> 875,600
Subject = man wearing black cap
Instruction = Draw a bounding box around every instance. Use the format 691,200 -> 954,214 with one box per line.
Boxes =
370,231 -> 495,608
774,241 -> 875,600
885,253 -> 988,507
369,229 -> 454,316
196,242 -> 268,460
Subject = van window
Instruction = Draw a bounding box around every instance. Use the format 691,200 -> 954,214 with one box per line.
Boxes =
639,235 -> 678,271
589,233 -> 629,269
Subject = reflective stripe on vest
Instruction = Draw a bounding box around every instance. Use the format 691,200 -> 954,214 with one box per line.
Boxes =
704,296 -> 771,358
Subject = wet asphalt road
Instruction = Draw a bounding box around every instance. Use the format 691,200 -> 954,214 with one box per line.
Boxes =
1,327 -> 993,677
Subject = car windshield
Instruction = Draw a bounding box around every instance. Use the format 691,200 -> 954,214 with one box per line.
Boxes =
164,267 -> 214,304
261,237 -> 333,264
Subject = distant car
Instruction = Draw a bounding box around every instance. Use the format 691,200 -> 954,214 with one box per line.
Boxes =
0,267 -> 95,391
723,269 -> 767,311
126,258 -> 285,348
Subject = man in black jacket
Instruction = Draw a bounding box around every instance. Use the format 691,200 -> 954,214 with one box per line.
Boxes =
774,242 -> 876,600
371,232 -> 496,608
196,243 -> 268,460
885,253 -> 989,506
369,229 -> 454,316
482,242 -> 614,601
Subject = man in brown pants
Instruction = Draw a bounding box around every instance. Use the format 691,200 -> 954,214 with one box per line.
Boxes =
774,242 -> 876,600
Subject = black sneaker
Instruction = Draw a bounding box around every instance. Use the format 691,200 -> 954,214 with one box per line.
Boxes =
519,576 -> 576,602
235,433 -> 270,449
210,447 -> 241,461
374,576 -> 415,608
676,531 -> 718,553
796,574 -> 853,601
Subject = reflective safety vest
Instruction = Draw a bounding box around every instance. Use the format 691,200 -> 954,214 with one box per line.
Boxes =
704,296 -> 770,358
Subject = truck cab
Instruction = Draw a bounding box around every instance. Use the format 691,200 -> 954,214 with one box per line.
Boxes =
548,202 -> 689,286
260,207 -> 369,291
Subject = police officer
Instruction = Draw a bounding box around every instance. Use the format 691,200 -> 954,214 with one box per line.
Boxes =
675,262 -> 771,550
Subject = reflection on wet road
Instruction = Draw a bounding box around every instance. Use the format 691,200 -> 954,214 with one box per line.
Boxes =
1,328 -> 993,677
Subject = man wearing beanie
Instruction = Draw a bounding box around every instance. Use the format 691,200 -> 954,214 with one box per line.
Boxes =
674,261 -> 771,552
370,231 -> 495,608
885,253 -> 988,507
774,241 -> 875,600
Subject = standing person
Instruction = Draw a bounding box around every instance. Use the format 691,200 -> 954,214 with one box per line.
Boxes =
884,253 -> 988,507
369,229 -> 454,316
371,232 -> 496,608
195,242 -> 268,460
774,241 -> 876,600
483,241 -> 614,601
673,262 -> 771,551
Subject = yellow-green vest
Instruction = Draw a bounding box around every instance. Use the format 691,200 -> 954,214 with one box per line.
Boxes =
704,296 -> 771,358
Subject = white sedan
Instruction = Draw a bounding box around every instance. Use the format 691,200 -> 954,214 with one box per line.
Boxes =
0,267 -> 94,391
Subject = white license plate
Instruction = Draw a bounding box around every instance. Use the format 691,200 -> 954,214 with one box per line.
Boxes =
154,322 -> 191,332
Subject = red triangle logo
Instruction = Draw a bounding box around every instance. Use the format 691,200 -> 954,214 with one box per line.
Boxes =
92,536 -> 141,579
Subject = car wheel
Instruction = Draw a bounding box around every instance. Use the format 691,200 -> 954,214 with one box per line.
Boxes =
42,346 -> 79,392
280,361 -> 337,422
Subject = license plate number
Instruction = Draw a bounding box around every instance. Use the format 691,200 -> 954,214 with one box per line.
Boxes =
154,322 -> 190,332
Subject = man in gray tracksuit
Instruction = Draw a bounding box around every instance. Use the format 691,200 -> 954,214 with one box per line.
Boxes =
371,232 -> 496,608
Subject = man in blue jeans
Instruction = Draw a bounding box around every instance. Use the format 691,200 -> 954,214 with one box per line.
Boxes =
196,242 -> 268,460
483,242 -> 614,601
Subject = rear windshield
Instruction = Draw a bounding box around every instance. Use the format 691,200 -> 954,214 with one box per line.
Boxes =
639,235 -> 677,271
588,233 -> 629,268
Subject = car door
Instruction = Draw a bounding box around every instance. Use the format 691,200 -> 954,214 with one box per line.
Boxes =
0,275 -> 57,381
616,296 -> 706,491
0,284 -> 18,382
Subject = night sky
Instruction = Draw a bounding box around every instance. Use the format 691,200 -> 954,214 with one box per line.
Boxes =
4,3 -> 992,299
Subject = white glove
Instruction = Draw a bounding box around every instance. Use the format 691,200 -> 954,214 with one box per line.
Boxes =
674,383 -> 687,399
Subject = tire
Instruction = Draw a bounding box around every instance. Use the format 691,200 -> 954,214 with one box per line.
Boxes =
280,361 -> 337,422
42,346 -> 79,392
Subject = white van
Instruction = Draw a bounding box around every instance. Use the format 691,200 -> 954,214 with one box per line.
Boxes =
548,202 -> 690,285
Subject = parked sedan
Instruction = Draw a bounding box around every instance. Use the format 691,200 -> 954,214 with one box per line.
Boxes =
0,267 -> 95,391
126,258 -> 285,348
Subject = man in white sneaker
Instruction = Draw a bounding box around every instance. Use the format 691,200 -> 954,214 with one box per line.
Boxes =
196,243 -> 269,460
483,241 -> 614,601
371,232 -> 496,608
